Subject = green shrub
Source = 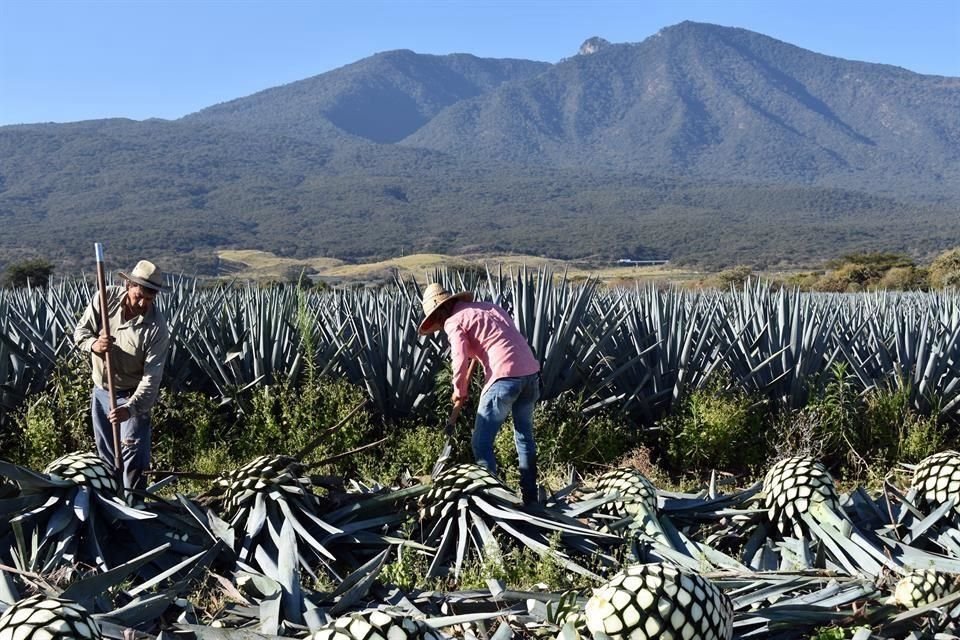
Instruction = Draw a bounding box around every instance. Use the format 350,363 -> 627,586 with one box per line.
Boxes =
928,247 -> 960,288
371,423 -> 447,482
878,266 -> 928,291
813,364 -> 864,455
380,544 -> 438,591
864,384 -> 947,464
706,265 -> 754,289
151,389 -> 229,474
174,444 -> 239,496
15,353 -> 93,469
535,392 -> 631,471
898,413 -> 948,463
783,364 -> 885,477
785,368 -> 948,479
661,381 -> 767,473
812,252 -> 918,292
3,258 -> 54,289
240,376 -> 375,467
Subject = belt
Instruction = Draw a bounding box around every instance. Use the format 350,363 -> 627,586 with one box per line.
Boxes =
98,385 -> 134,395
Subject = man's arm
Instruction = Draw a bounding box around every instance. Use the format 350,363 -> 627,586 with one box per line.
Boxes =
124,326 -> 170,417
73,299 -> 100,353
447,323 -> 472,403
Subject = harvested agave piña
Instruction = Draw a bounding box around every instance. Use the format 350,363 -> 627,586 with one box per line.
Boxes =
43,451 -> 118,495
595,468 -> 658,519
310,609 -> 448,640
584,562 -> 733,640
0,594 -> 102,639
892,571 -> 953,608
762,456 -> 840,537
215,454 -> 314,517
911,450 -> 960,516
421,463 -> 514,520
419,463 -> 618,579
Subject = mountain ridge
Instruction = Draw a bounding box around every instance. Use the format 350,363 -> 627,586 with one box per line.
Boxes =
404,21 -> 959,198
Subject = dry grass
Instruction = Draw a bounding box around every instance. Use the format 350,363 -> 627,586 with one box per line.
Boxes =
217,249 -> 701,288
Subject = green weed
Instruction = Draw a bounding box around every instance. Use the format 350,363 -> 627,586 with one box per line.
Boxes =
15,352 -> 93,469
661,381 -> 767,473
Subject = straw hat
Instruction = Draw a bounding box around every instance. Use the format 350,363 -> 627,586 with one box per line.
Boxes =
118,260 -> 168,292
418,283 -> 473,335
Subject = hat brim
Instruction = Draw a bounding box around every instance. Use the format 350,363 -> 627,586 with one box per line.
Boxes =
418,291 -> 473,335
118,271 -> 169,292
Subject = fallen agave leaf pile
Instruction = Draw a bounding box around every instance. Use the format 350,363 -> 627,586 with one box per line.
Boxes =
2,451 -> 960,639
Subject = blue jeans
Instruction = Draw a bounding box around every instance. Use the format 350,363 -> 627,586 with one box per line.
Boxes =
91,387 -> 151,492
472,373 -> 540,503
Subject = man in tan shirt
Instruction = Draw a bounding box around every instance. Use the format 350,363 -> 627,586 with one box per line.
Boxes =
73,260 -> 170,492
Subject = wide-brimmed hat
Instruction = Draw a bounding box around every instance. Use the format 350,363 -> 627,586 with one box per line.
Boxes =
118,260 -> 168,292
418,283 -> 473,335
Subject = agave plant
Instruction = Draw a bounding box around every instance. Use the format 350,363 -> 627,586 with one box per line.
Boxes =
0,283 -> 76,428
723,572 -> 880,638
181,284 -> 308,403
205,455 -> 345,585
717,282 -> 840,409
589,286 -> 723,423
833,290 -> 960,418
910,449 -> 960,520
576,468 -> 747,573
325,289 -> 445,420
0,539 -> 198,638
507,267 -> 622,401
701,456 -> 906,579
891,570 -> 954,608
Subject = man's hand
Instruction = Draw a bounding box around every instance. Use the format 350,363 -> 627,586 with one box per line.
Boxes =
451,392 -> 465,406
109,405 -> 131,425
92,335 -> 114,355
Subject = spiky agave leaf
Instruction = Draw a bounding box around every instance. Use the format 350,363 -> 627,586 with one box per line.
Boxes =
0,594 -> 102,639
43,451 -> 119,496
911,450 -> 960,518
762,456 -> 841,538
310,609 -> 449,640
584,562 -> 733,640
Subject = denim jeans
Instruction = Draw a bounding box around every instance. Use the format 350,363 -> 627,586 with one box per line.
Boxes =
91,386 -> 151,492
472,373 -> 540,503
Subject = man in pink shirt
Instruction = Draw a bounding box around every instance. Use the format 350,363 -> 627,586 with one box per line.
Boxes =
419,283 -> 541,505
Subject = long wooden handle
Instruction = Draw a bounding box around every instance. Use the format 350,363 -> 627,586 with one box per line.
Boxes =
95,243 -> 122,477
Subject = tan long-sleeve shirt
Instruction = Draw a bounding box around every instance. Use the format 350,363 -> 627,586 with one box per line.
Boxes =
73,285 -> 170,416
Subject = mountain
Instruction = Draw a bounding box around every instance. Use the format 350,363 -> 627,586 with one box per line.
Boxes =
0,22 -> 957,274
404,22 -> 960,198
183,50 -> 551,144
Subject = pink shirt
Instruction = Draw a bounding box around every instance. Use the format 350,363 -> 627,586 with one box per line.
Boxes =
443,301 -> 540,400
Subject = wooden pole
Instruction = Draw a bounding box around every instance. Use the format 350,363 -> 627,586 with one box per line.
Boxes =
94,243 -> 123,485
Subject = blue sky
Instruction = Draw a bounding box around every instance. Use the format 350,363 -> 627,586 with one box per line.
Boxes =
1,0 -> 957,126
